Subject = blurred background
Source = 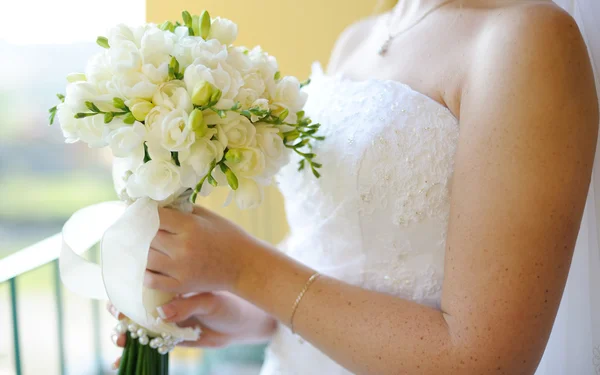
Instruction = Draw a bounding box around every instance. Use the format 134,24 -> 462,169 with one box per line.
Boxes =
0,0 -> 375,374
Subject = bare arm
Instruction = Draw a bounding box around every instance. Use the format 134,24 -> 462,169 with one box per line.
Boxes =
235,8 -> 598,374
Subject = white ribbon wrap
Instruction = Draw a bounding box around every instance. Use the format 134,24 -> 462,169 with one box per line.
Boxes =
60,197 -> 200,341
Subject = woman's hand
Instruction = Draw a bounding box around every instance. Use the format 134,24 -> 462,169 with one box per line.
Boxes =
144,205 -> 266,295
107,293 -> 277,367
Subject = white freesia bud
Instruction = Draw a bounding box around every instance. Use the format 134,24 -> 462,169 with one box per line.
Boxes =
152,108 -> 195,152
126,160 -> 181,201
217,116 -> 256,149
153,81 -> 193,112
66,73 -> 86,83
191,80 -> 219,107
56,104 -> 80,143
125,98 -> 155,121
107,121 -> 146,158
189,109 -> 208,138
226,147 -> 265,178
208,17 -> 238,45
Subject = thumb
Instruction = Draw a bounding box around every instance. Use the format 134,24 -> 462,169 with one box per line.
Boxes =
157,293 -> 219,323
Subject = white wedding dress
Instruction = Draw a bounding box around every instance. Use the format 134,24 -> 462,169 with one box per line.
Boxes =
260,63 -> 460,375
260,59 -> 600,375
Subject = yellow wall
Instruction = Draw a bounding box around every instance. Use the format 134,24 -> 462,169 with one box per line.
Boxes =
147,0 -> 374,243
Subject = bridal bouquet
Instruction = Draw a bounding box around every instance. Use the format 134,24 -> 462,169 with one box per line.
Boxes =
50,10 -> 322,374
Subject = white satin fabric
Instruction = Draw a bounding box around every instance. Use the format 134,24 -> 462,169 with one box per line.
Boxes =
59,198 -> 200,341
536,1 -> 600,374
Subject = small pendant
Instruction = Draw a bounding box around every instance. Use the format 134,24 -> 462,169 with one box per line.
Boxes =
378,36 -> 393,56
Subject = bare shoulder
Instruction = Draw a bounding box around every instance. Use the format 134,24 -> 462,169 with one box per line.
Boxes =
462,0 -> 597,122
326,15 -> 380,74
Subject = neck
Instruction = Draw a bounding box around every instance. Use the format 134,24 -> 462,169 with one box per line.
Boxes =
391,0 -> 453,19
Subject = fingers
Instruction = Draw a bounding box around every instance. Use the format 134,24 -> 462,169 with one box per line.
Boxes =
112,356 -> 121,371
157,293 -> 219,323
176,324 -> 230,349
144,270 -> 181,293
106,302 -> 125,320
150,230 -> 177,255
146,248 -> 173,276
158,207 -> 190,233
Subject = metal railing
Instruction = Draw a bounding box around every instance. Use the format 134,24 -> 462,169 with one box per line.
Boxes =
0,234 -> 104,375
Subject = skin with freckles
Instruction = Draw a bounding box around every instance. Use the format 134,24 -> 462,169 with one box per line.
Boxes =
111,0 -> 598,373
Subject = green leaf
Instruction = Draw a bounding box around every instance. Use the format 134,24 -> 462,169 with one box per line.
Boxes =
74,112 -> 95,119
300,78 -> 311,89
96,36 -> 110,49
311,162 -> 323,168
104,112 -> 114,123
159,21 -> 175,32
313,136 -> 326,141
311,167 -> 321,178
113,97 -> 128,111
85,101 -> 100,113
216,109 -> 226,118
219,163 -> 239,190
56,93 -> 65,102
230,102 -> 241,111
298,159 -> 305,171
274,71 -> 281,80
143,143 -> 151,163
240,110 -> 251,119
172,152 -> 181,166
293,139 -> 309,148
49,106 -> 57,125
200,10 -> 211,39
123,112 -> 136,124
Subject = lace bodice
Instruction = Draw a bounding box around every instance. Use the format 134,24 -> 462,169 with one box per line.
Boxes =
260,63 -> 460,375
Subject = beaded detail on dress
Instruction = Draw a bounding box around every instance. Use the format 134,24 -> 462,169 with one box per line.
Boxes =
260,63 -> 459,375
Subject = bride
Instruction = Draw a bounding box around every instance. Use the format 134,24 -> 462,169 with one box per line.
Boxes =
109,0 -> 599,373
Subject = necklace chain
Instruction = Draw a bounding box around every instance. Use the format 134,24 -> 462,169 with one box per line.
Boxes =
378,0 -> 456,56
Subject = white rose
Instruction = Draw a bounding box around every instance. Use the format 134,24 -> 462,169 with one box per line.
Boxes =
65,81 -> 116,113
249,47 -> 278,98
78,115 -> 109,148
85,51 -> 114,94
184,62 -> 242,109
108,121 -> 146,157
273,76 -> 308,112
140,27 -> 175,67
234,177 -> 263,210
227,46 -> 252,74
234,72 -> 266,110
235,88 -> 259,109
108,24 -> 146,48
140,27 -> 175,84
126,159 -> 182,201
217,116 -> 256,149
152,81 -> 193,112
112,72 -> 157,100
150,108 -> 195,152
174,26 -> 190,41
255,124 -> 289,176
208,17 -> 238,45
56,103 -> 80,143
225,147 -> 265,178
186,37 -> 227,69
180,135 -> 224,182
109,41 -> 143,75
